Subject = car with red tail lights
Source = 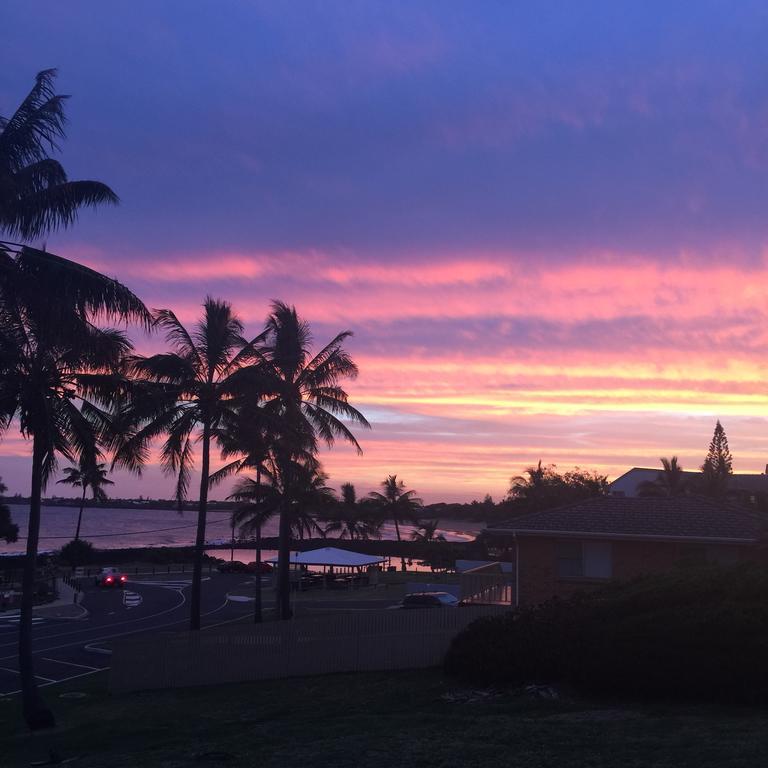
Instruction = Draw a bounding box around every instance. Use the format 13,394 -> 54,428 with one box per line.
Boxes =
95,567 -> 128,588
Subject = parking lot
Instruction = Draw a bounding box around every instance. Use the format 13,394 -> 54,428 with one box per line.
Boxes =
0,572 -> 255,696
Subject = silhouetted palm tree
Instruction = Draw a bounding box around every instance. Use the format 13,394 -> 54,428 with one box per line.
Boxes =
231,460 -> 335,619
258,301 -> 369,619
284,462 -> 336,540
0,478 -> 19,544
209,399 -> 274,489
0,70 -> 117,240
229,475 -> 276,624
410,519 -> 446,543
0,244 -> 148,730
112,298 -> 263,631
324,482 -> 383,540
507,460 -> 557,510
638,457 -> 687,497
325,482 -> 359,540
56,458 -> 113,540
368,475 -> 423,541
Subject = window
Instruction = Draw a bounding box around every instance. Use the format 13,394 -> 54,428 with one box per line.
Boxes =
582,542 -> 612,578
556,541 -> 582,577
557,540 -> 613,579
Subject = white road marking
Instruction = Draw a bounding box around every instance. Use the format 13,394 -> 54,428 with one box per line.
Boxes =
0,590 -> 201,661
0,667 -> 56,683
41,657 -> 100,672
0,587 -> 187,651
127,578 -> 208,590
1,617 -> 45,626
122,591 -> 143,609
1,667 -> 108,697
0,592 -> 244,696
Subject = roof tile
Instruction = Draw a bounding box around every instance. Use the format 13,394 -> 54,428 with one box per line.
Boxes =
486,495 -> 760,542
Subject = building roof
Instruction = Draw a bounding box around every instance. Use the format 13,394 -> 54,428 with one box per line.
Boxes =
609,467 -> 768,497
265,547 -> 386,567
485,495 -> 761,544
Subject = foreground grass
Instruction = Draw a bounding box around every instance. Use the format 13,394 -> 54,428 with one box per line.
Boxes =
2,671 -> 768,767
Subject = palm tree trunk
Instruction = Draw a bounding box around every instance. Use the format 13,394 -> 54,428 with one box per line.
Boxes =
276,454 -> 293,620
74,486 -> 86,541
394,517 -> 401,541
19,435 -> 55,730
277,493 -> 292,620
254,468 -> 262,624
190,419 -> 211,631
254,525 -> 262,624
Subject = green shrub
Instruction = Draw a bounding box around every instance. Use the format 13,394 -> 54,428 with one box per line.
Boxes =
59,538 -> 96,566
445,563 -> 768,703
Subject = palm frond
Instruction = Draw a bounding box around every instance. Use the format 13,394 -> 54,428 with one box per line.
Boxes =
128,353 -> 196,385
194,297 -> 244,376
208,459 -> 244,488
301,402 -> 364,453
12,246 -> 150,328
112,402 -> 189,474
5,181 -> 118,240
152,309 -> 203,368
0,70 -> 66,167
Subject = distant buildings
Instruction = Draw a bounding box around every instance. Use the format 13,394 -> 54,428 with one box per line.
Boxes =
609,466 -> 768,501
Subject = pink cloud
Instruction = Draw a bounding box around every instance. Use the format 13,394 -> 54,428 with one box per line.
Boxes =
7,243 -> 768,502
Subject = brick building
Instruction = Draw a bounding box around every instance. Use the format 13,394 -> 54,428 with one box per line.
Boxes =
483,496 -> 762,606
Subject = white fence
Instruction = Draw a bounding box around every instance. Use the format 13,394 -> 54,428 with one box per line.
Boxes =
110,606 -> 508,693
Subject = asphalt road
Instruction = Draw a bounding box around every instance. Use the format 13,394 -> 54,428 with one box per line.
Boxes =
0,573 -> 255,696
0,575 -> 402,697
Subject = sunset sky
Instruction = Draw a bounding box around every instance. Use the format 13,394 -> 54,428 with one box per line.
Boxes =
3,1 -> 768,502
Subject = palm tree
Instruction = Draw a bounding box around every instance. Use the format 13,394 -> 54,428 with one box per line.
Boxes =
283,461 -> 336,540
323,483 -> 382,541
0,70 -> 118,240
507,460 -> 558,511
258,301 -> 369,619
410,519 -> 446,543
228,476 -> 276,624
638,457 -> 687,497
112,298 -> 264,631
56,458 -> 113,541
0,477 -> 19,544
230,460 -> 336,620
323,482 -> 359,540
0,244 -> 148,730
368,475 -> 423,542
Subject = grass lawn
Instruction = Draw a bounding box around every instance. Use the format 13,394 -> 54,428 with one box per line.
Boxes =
3,670 -> 768,767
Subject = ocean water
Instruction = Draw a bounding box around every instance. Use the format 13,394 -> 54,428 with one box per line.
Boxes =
1,504 -> 483,555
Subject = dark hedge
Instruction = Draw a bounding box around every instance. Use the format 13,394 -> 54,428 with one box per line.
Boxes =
445,563 -> 768,703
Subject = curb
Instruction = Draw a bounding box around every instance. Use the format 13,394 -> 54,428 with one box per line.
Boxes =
34,601 -> 89,621
84,642 -> 112,656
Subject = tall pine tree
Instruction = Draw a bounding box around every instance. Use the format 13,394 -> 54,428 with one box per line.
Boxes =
700,420 -> 733,496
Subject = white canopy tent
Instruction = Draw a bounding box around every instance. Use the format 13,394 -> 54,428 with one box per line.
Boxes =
267,547 -> 387,568
266,547 -> 386,569
267,547 -> 389,591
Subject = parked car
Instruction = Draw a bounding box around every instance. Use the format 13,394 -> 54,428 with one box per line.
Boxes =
96,567 -> 127,588
216,560 -> 250,573
396,591 -> 461,609
217,560 -> 274,574
247,561 -> 274,574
